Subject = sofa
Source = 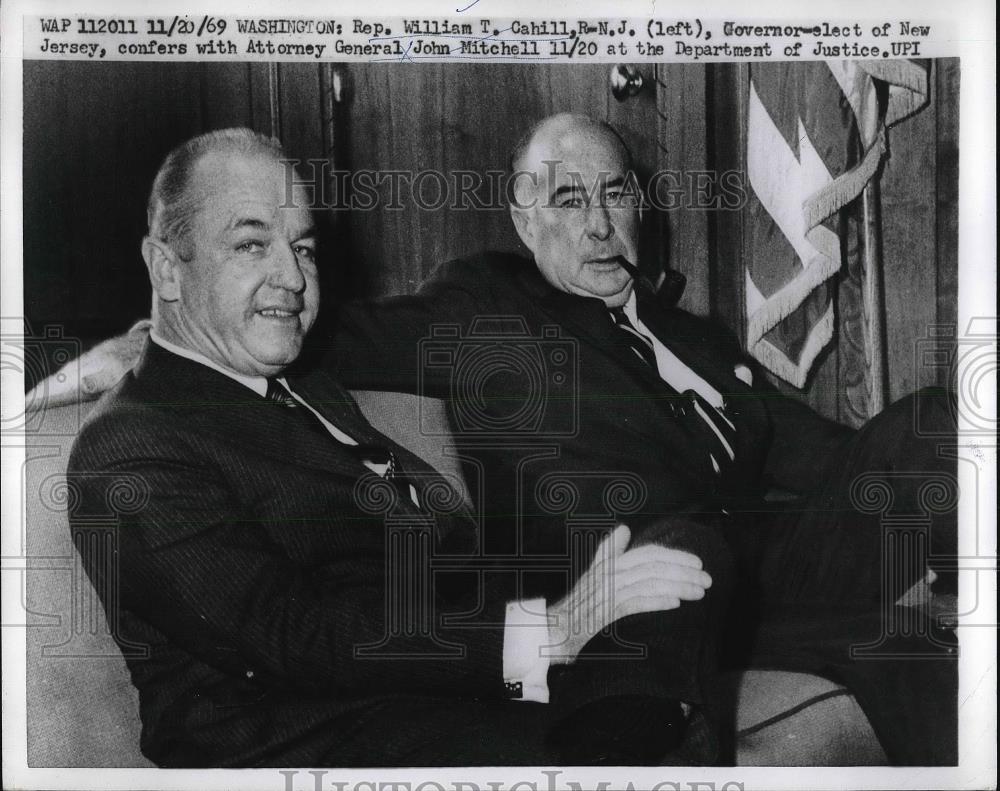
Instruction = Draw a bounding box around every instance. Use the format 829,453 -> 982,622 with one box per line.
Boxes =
22,392 -> 888,768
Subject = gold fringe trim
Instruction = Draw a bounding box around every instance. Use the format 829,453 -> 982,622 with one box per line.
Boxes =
746,244 -> 839,351
857,60 -> 930,126
804,129 -> 886,232
749,301 -> 835,389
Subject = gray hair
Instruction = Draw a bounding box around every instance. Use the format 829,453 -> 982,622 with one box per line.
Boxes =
146,128 -> 285,261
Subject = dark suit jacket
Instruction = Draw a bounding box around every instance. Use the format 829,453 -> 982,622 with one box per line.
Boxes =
330,252 -> 852,581
329,252 -> 957,767
68,341 -> 513,767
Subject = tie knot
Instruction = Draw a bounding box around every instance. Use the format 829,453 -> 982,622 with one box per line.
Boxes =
265,378 -> 298,408
609,306 -> 632,328
609,307 -> 657,370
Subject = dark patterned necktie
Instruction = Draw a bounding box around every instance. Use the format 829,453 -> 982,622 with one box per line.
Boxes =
610,307 -> 658,369
682,389 -> 738,476
265,377 -> 301,408
265,378 -> 413,500
601,321 -> 739,476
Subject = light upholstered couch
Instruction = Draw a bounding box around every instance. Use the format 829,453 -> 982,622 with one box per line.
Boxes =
23,393 -> 887,768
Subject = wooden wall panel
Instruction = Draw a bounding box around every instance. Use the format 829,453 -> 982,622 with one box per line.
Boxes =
602,65 -> 668,284
200,63 -> 257,131
881,70 -> 939,403
249,63 -> 280,136
23,62 -> 256,344
656,64 -> 709,317
342,63 -> 453,297
706,64 -> 748,342
935,59 -> 961,382
339,63 -> 663,299
436,64 -> 529,288
277,63 -> 326,163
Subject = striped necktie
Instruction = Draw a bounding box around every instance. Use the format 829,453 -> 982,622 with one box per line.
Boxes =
602,321 -> 738,476
610,307 -> 658,369
265,377 -> 301,408
265,378 -> 411,497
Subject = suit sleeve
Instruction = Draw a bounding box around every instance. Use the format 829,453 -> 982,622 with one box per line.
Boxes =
327,258 -> 496,397
69,416 -> 510,700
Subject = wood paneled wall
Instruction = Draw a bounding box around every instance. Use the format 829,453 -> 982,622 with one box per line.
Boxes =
23,62 -> 272,344
338,63 -> 665,296
23,60 -> 958,421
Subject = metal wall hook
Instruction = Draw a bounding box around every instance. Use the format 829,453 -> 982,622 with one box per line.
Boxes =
610,64 -> 646,101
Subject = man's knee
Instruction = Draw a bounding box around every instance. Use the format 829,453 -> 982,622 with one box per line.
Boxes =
632,515 -> 734,583
862,387 -> 955,448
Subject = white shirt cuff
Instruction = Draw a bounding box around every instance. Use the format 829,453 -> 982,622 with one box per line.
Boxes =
502,598 -> 550,703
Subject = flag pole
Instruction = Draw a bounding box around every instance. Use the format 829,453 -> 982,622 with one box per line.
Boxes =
861,176 -> 887,416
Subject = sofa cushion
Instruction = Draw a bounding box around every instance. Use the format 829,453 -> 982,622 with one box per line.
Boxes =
24,399 -> 152,767
732,670 -> 886,765
351,389 -> 470,505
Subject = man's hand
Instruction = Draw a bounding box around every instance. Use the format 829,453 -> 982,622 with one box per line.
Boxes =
545,524 -> 711,665
25,319 -> 149,409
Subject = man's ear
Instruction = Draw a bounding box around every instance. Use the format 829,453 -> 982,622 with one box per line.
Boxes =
142,236 -> 181,302
509,205 -> 536,253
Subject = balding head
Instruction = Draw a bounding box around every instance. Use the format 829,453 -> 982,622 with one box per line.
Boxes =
147,128 -> 286,262
508,114 -> 641,308
509,113 -> 633,180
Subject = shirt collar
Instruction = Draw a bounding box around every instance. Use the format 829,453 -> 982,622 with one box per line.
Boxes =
148,330 -> 269,397
622,290 -> 640,324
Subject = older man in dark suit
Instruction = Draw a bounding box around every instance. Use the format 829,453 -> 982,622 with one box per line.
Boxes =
67,128 -> 720,767
330,114 -> 958,764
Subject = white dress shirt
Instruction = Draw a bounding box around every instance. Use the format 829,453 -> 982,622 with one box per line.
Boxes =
623,294 -> 725,408
625,294 -> 737,465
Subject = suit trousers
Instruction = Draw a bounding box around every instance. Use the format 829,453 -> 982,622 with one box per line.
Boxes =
725,389 -> 959,764
538,516 -> 734,765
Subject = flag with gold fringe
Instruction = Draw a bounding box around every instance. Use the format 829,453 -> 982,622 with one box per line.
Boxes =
744,60 -> 929,387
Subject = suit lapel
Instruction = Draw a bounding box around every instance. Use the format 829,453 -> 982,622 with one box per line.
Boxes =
511,268 -> 723,480
635,291 -> 769,459
289,365 -> 477,536
134,341 -> 367,482
135,341 -> 476,541
515,266 -> 667,388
